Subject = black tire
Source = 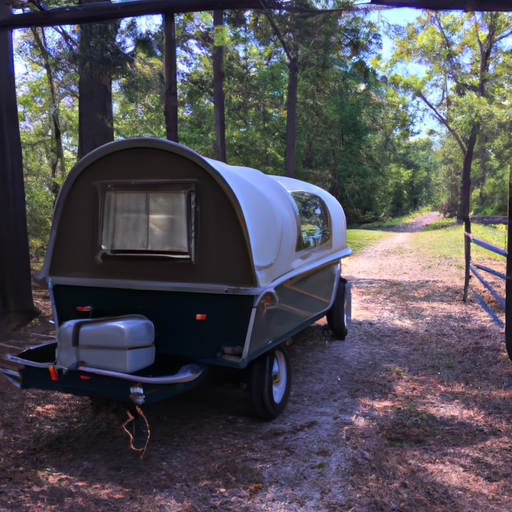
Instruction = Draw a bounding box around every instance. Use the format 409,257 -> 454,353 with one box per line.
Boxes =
249,346 -> 291,420
326,278 -> 348,340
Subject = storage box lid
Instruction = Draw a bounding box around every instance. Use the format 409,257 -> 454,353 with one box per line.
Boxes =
59,315 -> 155,349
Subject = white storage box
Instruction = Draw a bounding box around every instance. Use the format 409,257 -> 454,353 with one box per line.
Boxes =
56,315 -> 155,373
79,346 -> 156,373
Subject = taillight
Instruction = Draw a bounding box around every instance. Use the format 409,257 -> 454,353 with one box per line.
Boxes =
49,365 -> 58,381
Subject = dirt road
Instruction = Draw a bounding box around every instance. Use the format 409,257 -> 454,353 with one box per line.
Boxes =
0,222 -> 509,511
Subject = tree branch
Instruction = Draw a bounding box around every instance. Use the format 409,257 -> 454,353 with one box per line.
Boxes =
259,0 -> 294,61
52,26 -> 77,51
416,91 -> 467,154
431,12 -> 468,94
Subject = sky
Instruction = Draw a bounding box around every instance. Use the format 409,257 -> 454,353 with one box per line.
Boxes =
377,6 -> 422,23
370,6 -> 422,60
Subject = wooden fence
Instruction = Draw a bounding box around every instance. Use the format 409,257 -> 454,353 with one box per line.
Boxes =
464,217 -> 512,336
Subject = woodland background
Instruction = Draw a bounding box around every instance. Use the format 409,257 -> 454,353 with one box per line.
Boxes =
14,3 -> 512,262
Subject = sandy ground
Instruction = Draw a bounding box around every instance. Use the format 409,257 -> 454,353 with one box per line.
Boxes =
0,214 -> 509,511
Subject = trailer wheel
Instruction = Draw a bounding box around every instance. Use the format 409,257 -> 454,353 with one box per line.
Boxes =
250,346 -> 291,420
326,278 -> 348,340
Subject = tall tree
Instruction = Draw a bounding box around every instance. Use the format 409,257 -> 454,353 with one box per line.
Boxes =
164,13 -> 179,142
387,11 -> 512,221
77,0 -> 120,158
260,6 -> 302,178
114,20 -> 166,139
213,10 -> 227,161
30,27 -> 67,195
0,0 -> 39,336
284,51 -> 297,178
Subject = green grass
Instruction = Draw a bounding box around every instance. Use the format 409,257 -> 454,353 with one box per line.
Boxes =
359,207 -> 432,229
472,224 -> 507,258
411,223 -> 507,262
347,229 -> 391,254
421,217 -> 457,231
348,215 -> 507,262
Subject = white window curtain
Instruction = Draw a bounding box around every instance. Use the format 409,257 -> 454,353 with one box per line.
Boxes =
103,190 -> 189,254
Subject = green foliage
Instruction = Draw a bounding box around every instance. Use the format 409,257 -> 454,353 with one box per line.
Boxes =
25,181 -> 53,265
16,26 -> 80,259
15,7 -> 511,264
382,137 -> 437,217
114,24 -> 166,139
385,11 -> 512,219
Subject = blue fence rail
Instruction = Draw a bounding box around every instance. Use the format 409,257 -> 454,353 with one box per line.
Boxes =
463,220 -> 507,329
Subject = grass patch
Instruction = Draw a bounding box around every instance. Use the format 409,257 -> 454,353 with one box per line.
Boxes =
411,224 -> 507,262
347,229 -> 390,254
472,224 -> 507,259
411,225 -> 463,261
421,217 -> 457,231
359,207 -> 432,229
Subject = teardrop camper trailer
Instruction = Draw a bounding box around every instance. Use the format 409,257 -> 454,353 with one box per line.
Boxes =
2,138 -> 352,420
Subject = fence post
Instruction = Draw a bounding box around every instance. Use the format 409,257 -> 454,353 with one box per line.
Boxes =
463,216 -> 471,302
506,167 -> 512,358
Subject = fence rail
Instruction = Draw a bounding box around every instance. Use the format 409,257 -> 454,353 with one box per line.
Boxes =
465,233 -> 508,257
470,216 -> 508,225
473,263 -> 506,280
463,221 -> 506,331
469,263 -> 506,310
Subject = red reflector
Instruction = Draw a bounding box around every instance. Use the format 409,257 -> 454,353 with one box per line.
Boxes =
80,375 -> 91,380
196,314 -> 207,320
49,365 -> 58,381
76,306 -> 91,312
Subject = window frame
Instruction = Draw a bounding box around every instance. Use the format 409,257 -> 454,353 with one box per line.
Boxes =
95,179 -> 197,261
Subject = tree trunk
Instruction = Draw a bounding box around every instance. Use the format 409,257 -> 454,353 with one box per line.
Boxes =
463,216 -> 471,302
213,10 -> 226,162
458,124 -> 479,222
31,27 -> 66,197
303,135 -> 313,170
478,134 -> 489,207
77,0 -> 116,159
0,2 -> 39,337
164,13 -> 179,142
285,56 -> 298,178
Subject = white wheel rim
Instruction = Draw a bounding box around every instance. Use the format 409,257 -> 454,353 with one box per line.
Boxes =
271,351 -> 287,404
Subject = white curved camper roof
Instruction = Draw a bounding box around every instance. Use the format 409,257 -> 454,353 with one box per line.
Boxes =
41,138 -> 350,289
205,158 -> 350,287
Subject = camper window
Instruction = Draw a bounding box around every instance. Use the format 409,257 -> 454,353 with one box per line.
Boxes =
100,183 -> 194,258
291,192 -> 330,251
